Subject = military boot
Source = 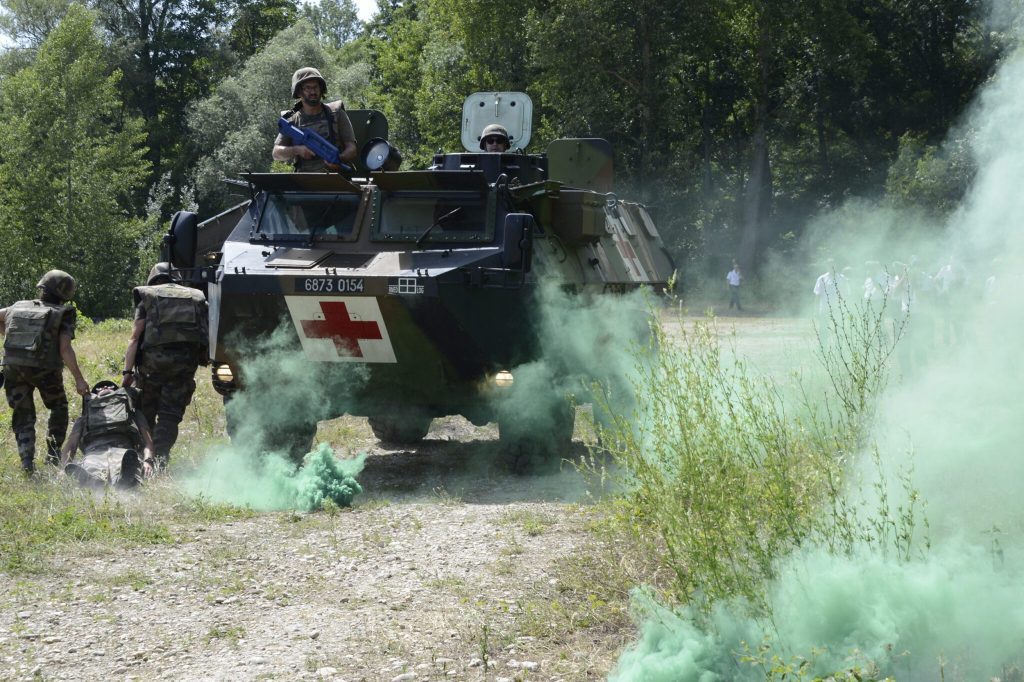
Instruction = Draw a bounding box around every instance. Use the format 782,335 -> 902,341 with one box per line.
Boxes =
14,427 -> 36,474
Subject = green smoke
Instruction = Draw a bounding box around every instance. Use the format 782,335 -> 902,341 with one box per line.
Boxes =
490,277 -> 653,469
184,443 -> 363,511
183,326 -> 367,510
613,2 -> 1024,677
614,544 -> 1024,682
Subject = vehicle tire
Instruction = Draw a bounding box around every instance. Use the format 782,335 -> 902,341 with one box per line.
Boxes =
265,419 -> 319,463
368,414 -> 432,444
498,397 -> 575,474
223,395 -> 316,463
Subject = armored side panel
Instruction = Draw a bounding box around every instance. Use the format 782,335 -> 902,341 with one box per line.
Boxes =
547,139 -> 614,193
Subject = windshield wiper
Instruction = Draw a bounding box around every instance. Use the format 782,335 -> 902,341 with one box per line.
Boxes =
415,207 -> 463,248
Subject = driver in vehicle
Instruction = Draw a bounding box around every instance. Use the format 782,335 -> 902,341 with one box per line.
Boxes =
480,123 -> 511,153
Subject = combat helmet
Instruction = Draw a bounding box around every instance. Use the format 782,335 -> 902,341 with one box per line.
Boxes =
147,262 -> 173,286
291,67 -> 327,98
36,270 -> 77,302
479,123 -> 510,150
91,380 -> 118,394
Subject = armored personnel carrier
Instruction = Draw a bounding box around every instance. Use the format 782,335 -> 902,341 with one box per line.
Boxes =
165,92 -> 674,465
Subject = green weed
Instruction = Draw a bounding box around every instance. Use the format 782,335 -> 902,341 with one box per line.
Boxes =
0,469 -> 174,574
205,623 -> 246,648
590,298 -> 925,617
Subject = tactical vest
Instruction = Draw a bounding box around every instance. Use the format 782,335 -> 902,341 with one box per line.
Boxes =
82,388 -> 139,448
134,284 -> 208,348
2,300 -> 67,369
282,102 -> 341,172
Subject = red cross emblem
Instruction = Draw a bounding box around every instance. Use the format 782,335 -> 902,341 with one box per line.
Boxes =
301,301 -> 382,357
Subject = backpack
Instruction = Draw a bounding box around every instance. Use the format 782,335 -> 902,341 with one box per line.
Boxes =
2,300 -> 65,368
134,284 -> 209,347
83,388 -> 139,444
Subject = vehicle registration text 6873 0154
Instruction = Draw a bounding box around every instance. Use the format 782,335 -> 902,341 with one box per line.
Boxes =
297,277 -> 365,294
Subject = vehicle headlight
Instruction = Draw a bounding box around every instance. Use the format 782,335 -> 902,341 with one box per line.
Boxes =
213,364 -> 235,383
493,370 -> 514,388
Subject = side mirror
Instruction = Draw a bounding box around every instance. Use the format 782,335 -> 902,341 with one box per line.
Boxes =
164,211 -> 198,269
502,213 -> 534,273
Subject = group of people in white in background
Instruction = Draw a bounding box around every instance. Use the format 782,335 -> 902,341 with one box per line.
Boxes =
810,254 -> 997,370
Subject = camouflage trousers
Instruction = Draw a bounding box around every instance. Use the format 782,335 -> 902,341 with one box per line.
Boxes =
65,446 -> 141,490
137,346 -> 200,465
2,364 -> 69,471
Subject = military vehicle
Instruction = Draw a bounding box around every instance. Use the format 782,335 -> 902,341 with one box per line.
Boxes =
164,92 -> 674,465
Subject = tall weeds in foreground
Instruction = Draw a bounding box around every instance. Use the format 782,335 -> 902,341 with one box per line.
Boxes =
592,316 -> 826,614
590,294 -> 922,618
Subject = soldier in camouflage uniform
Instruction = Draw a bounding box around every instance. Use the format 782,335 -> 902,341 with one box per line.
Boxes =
121,263 -> 208,467
61,380 -> 156,488
0,270 -> 90,473
272,66 -> 357,171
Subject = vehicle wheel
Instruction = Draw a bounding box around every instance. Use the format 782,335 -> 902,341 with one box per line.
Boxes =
265,419 -> 319,463
368,414 -> 432,444
498,398 -> 575,473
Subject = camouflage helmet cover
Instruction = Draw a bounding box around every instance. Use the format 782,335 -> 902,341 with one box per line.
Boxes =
291,67 -> 327,98
147,262 -> 173,286
36,269 -> 77,301
479,123 -> 510,150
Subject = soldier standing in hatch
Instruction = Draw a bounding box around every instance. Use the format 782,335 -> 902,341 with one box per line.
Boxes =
121,263 -> 208,469
479,123 -> 511,152
272,67 -> 357,170
61,380 -> 156,489
0,270 -> 90,473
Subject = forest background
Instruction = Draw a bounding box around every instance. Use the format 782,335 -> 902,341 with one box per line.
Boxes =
0,0 -> 1006,317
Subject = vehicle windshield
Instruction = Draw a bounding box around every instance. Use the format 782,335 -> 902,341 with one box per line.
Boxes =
377,191 -> 490,241
257,191 -> 361,240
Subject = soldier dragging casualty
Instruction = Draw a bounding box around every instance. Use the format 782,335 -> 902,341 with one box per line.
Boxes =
0,270 -> 90,473
122,263 -> 209,468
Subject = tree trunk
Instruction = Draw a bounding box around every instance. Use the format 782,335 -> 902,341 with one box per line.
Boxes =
738,2 -> 773,272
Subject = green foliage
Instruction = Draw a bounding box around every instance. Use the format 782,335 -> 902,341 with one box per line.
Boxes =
0,0 -> 71,46
0,470 -> 173,573
0,4 -> 150,317
885,132 -> 976,213
92,0 -> 230,189
228,0 -> 298,61
592,297 -> 926,616
593,316 -> 829,613
302,0 -> 361,50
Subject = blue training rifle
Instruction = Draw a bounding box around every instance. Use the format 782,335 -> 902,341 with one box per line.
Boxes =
277,117 -> 354,173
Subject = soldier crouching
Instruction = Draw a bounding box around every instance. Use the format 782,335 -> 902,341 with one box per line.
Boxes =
61,381 -> 156,488
122,263 -> 208,467
0,270 -> 90,473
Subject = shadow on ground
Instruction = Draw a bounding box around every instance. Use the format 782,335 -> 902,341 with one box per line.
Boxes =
355,432 -> 605,506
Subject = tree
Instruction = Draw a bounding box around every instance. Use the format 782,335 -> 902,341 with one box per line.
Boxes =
0,4 -> 150,316
0,0 -> 72,46
91,0 -> 229,193
228,0 -> 298,61
302,0 -> 361,50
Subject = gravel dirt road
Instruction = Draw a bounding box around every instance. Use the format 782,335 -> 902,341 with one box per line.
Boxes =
0,418 -> 629,682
